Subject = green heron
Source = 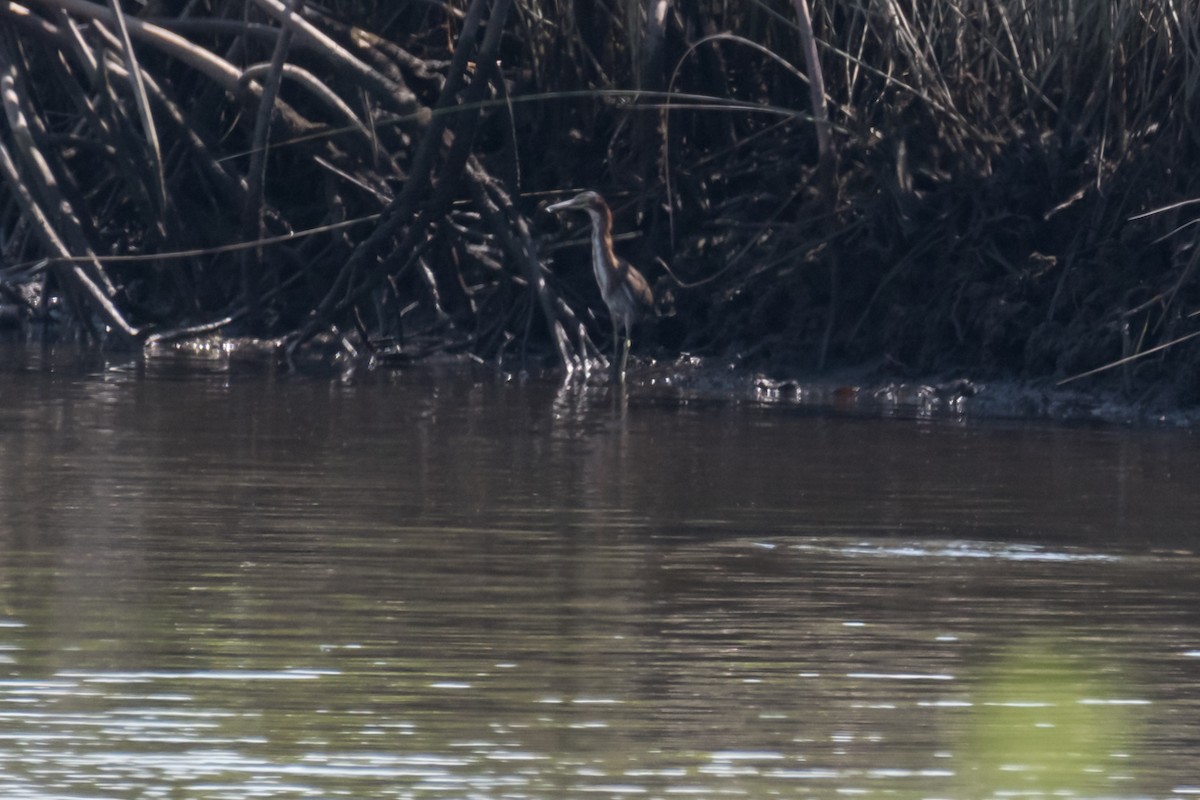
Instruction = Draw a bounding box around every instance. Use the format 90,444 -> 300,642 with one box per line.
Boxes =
546,191 -> 654,380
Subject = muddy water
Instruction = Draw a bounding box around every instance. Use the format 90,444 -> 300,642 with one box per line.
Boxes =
1,344 -> 1198,799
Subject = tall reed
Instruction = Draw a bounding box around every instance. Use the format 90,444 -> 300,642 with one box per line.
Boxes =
0,0 -> 1196,396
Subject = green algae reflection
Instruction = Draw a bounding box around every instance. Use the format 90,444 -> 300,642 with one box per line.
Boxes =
963,636 -> 1142,797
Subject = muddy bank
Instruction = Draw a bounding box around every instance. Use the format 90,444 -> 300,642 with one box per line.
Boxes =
1,327 -> 1194,426
634,358 -> 1200,427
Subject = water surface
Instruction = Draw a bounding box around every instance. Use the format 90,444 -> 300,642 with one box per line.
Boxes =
1,344 -> 1198,799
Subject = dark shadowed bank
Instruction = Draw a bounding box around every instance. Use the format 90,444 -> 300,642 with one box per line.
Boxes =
1,1 -> 1198,418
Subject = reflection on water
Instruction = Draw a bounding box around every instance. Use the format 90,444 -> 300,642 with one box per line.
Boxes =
1,343 -> 1199,799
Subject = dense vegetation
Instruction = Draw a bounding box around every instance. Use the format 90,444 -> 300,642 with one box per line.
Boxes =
1,0 -> 1198,401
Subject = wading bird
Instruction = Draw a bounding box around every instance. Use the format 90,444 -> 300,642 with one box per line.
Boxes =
546,191 -> 654,380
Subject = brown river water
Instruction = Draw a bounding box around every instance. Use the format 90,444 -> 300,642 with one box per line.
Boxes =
1,341 -> 1199,799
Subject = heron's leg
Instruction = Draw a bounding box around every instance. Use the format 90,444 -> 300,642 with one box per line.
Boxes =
619,332 -> 631,381
610,317 -> 620,375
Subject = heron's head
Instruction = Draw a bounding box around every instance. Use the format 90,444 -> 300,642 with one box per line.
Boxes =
545,191 -> 607,215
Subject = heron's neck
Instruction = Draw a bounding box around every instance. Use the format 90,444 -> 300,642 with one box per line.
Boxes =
586,206 -> 617,297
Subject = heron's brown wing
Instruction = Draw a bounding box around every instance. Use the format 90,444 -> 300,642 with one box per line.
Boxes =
615,257 -> 654,312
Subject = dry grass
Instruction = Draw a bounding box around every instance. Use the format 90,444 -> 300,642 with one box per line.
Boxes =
0,0 -> 1197,396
